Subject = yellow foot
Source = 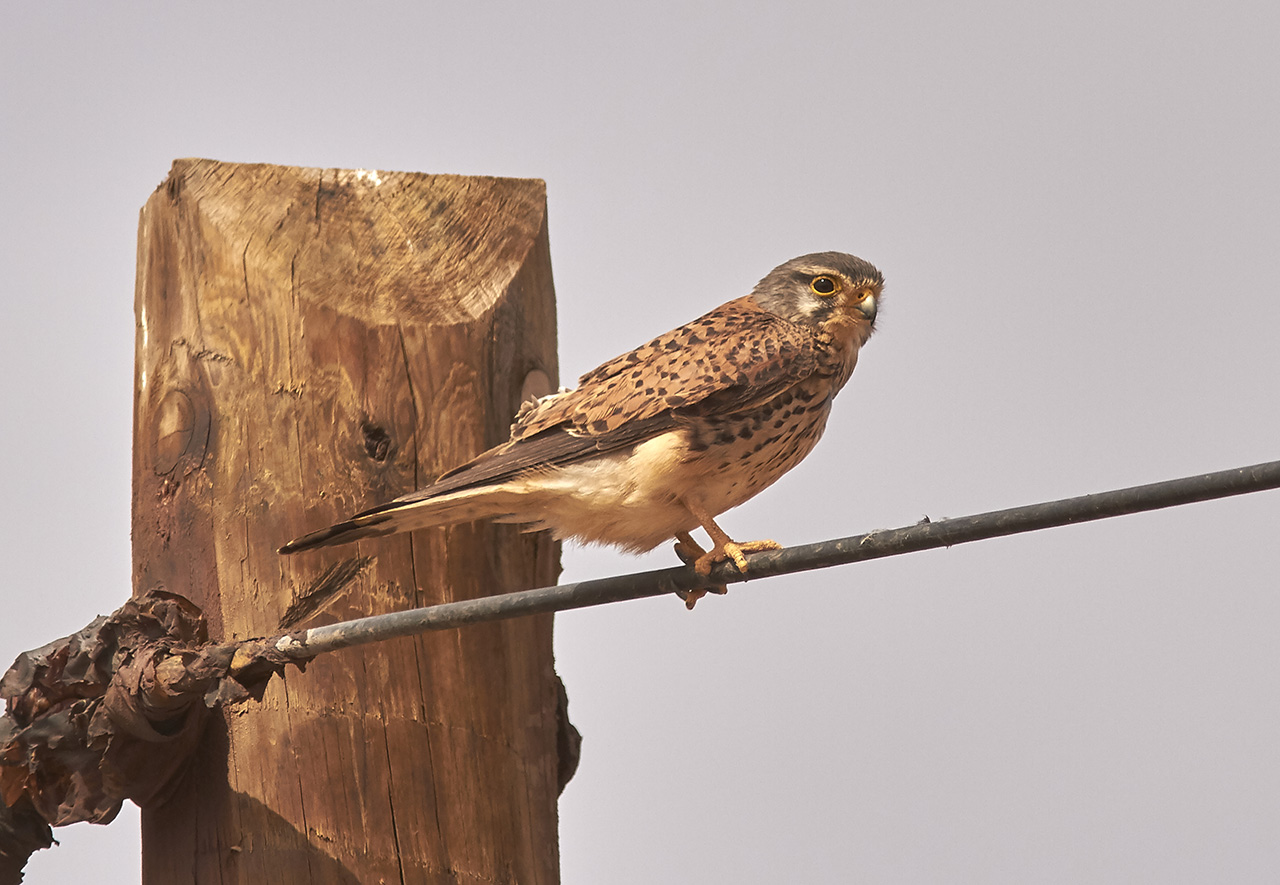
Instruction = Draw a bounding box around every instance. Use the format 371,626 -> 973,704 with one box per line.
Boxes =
691,537 -> 784,575
672,533 -> 728,610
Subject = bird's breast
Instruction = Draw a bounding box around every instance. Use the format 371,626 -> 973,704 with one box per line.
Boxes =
677,378 -> 837,514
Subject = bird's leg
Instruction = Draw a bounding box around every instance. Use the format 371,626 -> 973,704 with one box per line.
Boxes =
672,531 -> 709,567
672,531 -> 727,610
680,500 -> 782,575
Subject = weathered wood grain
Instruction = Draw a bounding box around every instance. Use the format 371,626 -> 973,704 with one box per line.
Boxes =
132,159 -> 563,884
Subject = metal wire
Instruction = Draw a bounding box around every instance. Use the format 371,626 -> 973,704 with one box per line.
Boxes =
268,459 -> 1280,662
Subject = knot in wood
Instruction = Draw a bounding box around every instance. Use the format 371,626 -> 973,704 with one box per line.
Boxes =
361,421 -> 393,462
153,390 -> 195,475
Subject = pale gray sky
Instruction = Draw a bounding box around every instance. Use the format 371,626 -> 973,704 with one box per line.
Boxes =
4,2 -> 1280,882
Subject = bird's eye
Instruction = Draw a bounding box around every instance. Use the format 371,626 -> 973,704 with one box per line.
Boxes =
810,276 -> 840,296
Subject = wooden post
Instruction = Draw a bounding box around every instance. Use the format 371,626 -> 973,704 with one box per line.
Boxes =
132,159 -> 564,883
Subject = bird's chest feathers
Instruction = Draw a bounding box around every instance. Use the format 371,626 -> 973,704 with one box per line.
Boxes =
670,381 -> 835,510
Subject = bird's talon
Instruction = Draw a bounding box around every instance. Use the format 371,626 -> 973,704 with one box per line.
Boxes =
723,542 -> 750,572
678,583 -> 728,610
720,538 -> 782,573
674,531 -> 781,606
674,533 -> 714,574
673,538 -> 705,568
673,532 -> 730,607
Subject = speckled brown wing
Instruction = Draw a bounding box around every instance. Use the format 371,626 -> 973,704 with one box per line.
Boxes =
381,296 -> 819,505
514,296 -> 818,438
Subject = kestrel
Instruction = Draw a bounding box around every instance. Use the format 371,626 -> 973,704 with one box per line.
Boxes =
280,252 -> 883,605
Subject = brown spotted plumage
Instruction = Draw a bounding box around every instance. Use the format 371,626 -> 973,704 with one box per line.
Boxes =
280,252 -> 884,606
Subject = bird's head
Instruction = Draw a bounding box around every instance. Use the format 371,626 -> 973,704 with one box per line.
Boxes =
750,252 -> 884,346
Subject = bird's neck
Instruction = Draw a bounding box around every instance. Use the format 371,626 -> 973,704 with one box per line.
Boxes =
815,318 -> 870,392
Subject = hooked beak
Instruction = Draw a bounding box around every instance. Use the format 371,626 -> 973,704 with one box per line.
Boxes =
853,292 -> 877,322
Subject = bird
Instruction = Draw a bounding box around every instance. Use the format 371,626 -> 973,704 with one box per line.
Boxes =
280,252 -> 883,606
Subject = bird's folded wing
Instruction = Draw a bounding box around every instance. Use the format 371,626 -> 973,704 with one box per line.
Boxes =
377,299 -> 818,509
515,296 -> 818,438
